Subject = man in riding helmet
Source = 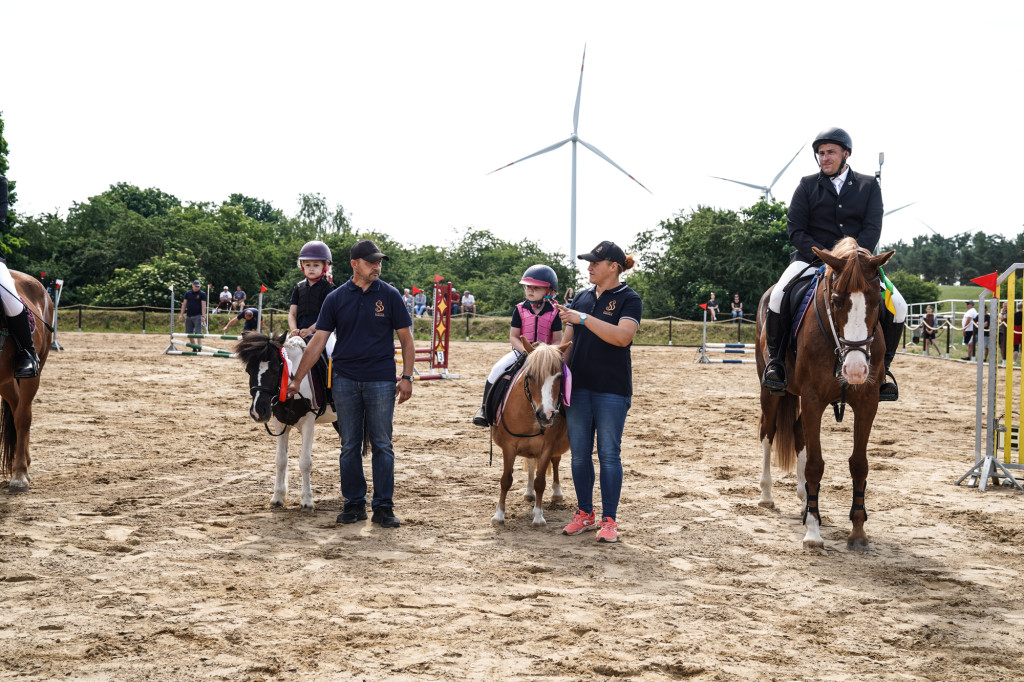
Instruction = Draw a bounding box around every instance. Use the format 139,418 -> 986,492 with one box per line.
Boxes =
472,264 -> 563,427
289,240 -> 336,339
761,127 -> 906,401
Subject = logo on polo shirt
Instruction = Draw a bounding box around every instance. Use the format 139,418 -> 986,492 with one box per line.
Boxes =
375,299 -> 386,317
604,300 -> 617,315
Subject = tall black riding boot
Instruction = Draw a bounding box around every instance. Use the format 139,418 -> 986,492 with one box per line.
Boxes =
879,314 -> 903,402
472,381 -> 493,427
8,309 -> 40,379
761,310 -> 788,395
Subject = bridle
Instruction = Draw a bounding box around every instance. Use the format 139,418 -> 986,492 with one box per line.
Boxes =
817,265 -> 880,379
247,341 -> 320,437
499,366 -> 563,439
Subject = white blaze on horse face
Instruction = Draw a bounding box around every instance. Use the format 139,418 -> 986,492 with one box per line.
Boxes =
251,360 -> 272,420
840,292 -> 870,384
540,374 -> 560,421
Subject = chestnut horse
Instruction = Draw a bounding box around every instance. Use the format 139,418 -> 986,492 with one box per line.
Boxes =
2,271 -> 53,492
756,237 -> 894,550
491,339 -> 571,528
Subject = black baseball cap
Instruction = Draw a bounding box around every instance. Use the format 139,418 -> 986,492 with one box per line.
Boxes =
577,240 -> 626,267
350,239 -> 389,262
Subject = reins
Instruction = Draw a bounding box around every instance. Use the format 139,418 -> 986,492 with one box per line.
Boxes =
248,338 -> 324,438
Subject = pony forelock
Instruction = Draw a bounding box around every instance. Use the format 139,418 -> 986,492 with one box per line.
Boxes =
525,343 -> 563,380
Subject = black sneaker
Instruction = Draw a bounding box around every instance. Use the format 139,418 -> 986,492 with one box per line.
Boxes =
336,506 -> 367,524
371,508 -> 400,528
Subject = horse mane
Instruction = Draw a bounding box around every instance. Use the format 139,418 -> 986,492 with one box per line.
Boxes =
234,333 -> 285,366
525,343 -> 563,379
828,237 -> 872,292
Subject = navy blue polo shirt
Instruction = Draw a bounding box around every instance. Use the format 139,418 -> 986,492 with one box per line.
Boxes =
236,307 -> 259,331
568,283 -> 643,396
183,289 -> 206,316
316,278 -> 412,382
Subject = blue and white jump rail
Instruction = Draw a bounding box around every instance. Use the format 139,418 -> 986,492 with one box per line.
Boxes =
696,308 -> 758,364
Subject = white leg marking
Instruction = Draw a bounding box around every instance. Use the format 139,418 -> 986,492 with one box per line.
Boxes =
758,436 -> 774,508
297,413 -> 315,511
532,505 -> 547,528
492,503 -> 506,524
803,512 -> 824,548
271,419 -> 289,507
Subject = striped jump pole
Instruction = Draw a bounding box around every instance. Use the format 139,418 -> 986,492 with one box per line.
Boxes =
697,306 -> 758,364
172,333 -> 245,341
167,349 -> 237,358
957,264 -> 1024,491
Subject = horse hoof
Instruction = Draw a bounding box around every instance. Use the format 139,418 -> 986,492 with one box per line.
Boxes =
271,500 -> 283,508
8,480 -> 29,493
802,540 -> 824,550
532,521 -> 547,529
491,517 -> 505,526
550,494 -> 564,504
300,504 -> 314,512
523,494 -> 536,502
846,538 -> 870,552
758,500 -> 775,509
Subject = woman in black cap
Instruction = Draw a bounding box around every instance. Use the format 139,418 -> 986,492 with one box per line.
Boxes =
554,241 -> 642,544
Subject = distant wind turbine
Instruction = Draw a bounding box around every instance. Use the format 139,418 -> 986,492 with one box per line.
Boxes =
488,46 -> 651,260
711,143 -> 806,201
884,201 -> 916,217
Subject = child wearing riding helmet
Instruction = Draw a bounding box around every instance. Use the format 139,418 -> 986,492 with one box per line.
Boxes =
288,240 -> 336,339
472,264 -> 563,427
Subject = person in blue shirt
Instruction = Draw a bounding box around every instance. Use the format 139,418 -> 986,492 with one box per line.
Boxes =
286,239 -> 415,529
178,280 -> 208,347
223,307 -> 259,334
555,241 -> 643,544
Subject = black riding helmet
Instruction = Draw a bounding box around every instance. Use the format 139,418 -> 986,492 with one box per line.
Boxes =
812,127 -> 852,178
519,264 -> 558,295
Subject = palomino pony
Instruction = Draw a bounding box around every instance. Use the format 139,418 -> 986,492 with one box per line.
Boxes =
756,237 -> 894,550
2,271 -> 53,492
491,338 -> 571,528
235,333 -> 337,511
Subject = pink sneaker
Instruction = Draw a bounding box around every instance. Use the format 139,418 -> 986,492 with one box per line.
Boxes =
596,517 -> 618,543
562,509 -> 597,535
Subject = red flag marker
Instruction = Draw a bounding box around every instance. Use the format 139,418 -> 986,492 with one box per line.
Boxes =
434,274 -> 444,283
40,272 -> 46,278
970,272 -> 998,293
412,286 -> 422,295
260,284 -> 268,293
699,303 -> 708,310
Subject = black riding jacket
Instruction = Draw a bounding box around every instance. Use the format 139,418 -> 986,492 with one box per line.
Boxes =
786,168 -> 883,263
291,277 -> 335,330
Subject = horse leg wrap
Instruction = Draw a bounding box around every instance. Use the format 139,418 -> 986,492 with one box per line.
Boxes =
849,484 -> 868,522
802,483 -> 820,525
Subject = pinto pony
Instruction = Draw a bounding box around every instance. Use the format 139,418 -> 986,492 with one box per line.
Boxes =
1,271 -> 53,492
491,339 -> 571,528
235,333 -> 337,511
756,237 -> 894,550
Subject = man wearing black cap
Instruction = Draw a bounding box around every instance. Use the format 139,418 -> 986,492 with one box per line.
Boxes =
178,280 -> 207,346
287,239 -> 414,529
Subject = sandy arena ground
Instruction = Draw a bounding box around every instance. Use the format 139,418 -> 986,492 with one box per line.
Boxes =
2,332 -> 1023,680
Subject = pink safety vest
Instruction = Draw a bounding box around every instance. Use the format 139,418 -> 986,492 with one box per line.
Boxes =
517,301 -> 558,344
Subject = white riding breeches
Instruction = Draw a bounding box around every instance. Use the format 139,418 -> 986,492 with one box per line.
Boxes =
768,259 -> 906,323
0,264 -> 25,317
487,350 -> 520,384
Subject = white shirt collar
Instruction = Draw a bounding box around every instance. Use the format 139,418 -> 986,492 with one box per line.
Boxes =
831,166 -> 850,193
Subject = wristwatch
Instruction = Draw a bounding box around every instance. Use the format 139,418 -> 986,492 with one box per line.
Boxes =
578,313 -> 588,325
400,375 -> 413,382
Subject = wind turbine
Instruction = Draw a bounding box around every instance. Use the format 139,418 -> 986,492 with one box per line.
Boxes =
488,46 -> 651,260
711,143 -> 806,201
885,201 -> 916,217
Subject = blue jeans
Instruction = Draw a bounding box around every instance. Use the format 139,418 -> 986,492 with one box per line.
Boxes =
332,377 -> 397,511
566,389 -> 631,520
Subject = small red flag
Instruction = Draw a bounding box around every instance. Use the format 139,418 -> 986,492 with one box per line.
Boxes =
434,274 -> 444,283
412,286 -> 422,294
970,272 -> 998,293
40,272 -> 46,278
699,303 -> 708,310
260,285 -> 268,293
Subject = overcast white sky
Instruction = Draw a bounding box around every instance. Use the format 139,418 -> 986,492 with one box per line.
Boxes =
5,1 -> 1022,262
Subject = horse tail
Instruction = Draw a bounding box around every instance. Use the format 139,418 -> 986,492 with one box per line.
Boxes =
773,393 -> 798,473
0,398 -> 14,479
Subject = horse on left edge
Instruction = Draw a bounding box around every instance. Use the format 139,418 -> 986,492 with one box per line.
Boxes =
1,271 -> 53,492
235,332 -> 337,511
